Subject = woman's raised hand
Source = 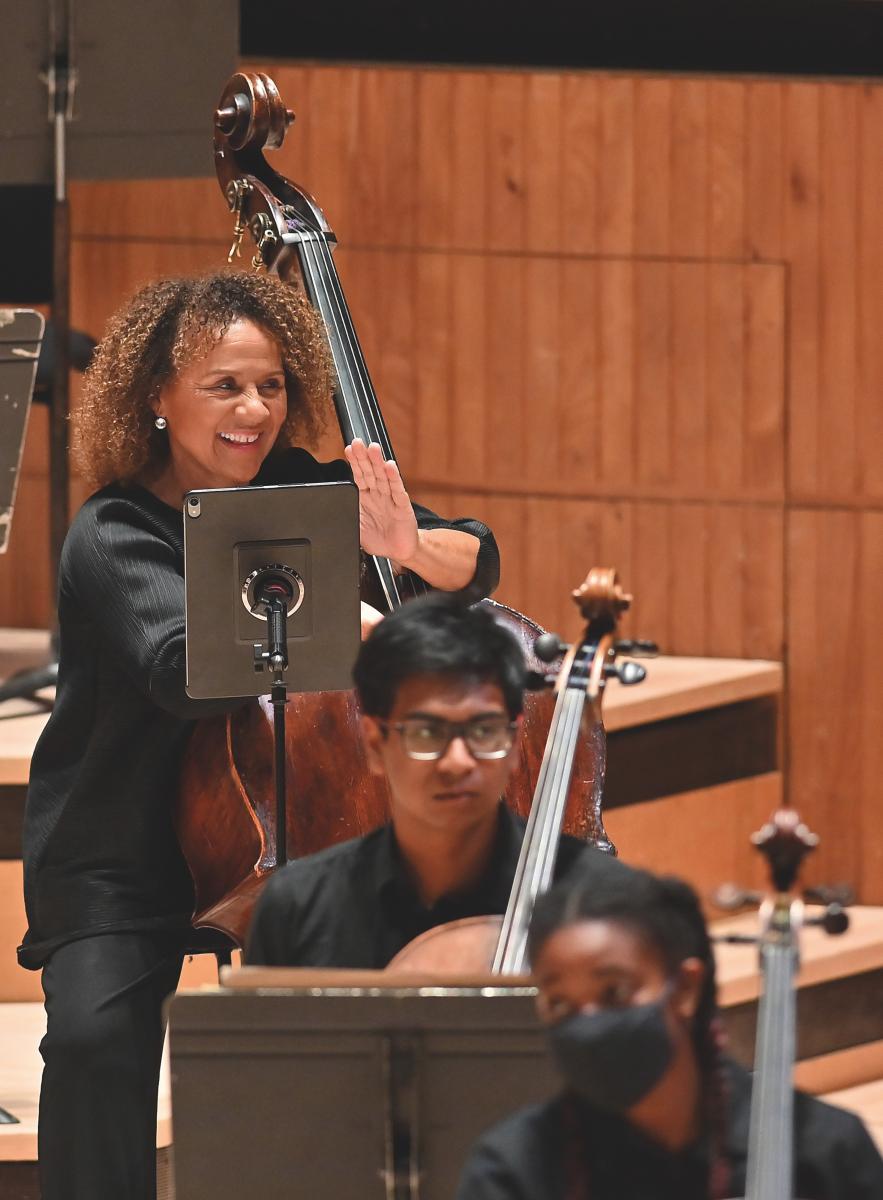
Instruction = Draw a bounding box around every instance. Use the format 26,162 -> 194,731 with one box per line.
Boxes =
344,439 -> 419,565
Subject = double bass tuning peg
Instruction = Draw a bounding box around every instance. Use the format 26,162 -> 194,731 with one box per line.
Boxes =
526,632 -> 568,691
533,632 -> 567,663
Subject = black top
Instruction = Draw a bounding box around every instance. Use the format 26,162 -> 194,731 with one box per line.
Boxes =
245,805 -> 620,968
19,448 -> 499,969
455,1059 -> 883,1200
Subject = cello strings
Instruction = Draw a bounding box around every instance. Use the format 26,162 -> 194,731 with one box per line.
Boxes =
503,692 -> 585,973
508,653 -> 597,967
496,685 -> 586,972
532,692 -> 585,896
745,937 -> 797,1200
526,647 -> 595,906
494,684 -> 572,969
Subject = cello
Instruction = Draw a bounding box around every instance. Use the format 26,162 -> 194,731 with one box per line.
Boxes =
717,808 -> 850,1199
174,72 -> 614,945
388,566 -> 647,975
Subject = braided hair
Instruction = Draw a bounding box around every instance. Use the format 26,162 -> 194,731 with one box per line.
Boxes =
528,864 -> 731,1199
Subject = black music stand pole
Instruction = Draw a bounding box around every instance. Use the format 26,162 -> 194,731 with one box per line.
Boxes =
262,591 -> 291,867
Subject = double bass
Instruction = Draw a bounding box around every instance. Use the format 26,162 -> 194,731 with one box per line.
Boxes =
174,72 -> 614,945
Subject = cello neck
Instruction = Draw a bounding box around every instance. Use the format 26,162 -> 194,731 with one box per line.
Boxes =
492,656 -> 600,975
491,567 -> 635,976
737,808 -> 818,1200
743,897 -> 799,1200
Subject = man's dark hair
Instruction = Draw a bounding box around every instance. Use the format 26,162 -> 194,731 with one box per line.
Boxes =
352,595 -> 526,719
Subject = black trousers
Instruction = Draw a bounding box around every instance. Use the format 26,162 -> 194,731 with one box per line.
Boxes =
38,932 -> 184,1200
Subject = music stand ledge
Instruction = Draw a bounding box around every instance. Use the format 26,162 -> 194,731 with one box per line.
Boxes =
168,972 -> 555,1200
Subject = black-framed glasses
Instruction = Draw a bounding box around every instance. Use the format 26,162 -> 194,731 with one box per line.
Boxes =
378,715 -> 518,761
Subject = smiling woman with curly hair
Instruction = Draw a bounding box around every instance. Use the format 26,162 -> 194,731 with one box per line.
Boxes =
21,268 -> 500,1200
75,270 -> 332,488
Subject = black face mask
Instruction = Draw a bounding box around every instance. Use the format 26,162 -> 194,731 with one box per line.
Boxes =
547,990 -> 675,1113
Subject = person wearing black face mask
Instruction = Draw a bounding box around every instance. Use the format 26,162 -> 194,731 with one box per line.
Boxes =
456,864 -> 883,1200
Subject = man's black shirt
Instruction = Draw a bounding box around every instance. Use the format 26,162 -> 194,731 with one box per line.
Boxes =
455,1059 -> 883,1200
246,805 -> 618,968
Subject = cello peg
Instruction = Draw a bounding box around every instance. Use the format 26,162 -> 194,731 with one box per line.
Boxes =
604,660 -> 646,686
806,903 -> 850,936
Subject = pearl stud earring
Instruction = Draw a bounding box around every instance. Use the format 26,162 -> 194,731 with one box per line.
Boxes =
154,415 -> 167,430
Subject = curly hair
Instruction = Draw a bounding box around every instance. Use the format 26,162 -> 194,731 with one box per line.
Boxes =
74,270 -> 334,488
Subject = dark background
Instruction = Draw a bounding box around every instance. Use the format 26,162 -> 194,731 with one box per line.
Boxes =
240,0 -> 883,77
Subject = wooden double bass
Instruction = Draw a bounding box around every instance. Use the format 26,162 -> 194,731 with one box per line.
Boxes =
174,72 -> 614,945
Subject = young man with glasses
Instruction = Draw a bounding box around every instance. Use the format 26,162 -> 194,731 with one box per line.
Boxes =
245,593 -> 614,969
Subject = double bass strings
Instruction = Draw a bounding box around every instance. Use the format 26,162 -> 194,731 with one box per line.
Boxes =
296,229 -> 410,609
301,231 -> 389,454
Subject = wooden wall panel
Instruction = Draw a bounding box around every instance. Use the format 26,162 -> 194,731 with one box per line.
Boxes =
603,773 -> 778,908
2,64 -> 882,902
417,488 -> 784,662
858,85 -> 883,501
788,510 -> 883,893
335,250 -> 786,505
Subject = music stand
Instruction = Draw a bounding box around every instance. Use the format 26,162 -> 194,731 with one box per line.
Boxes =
0,310 -> 43,554
0,309 -> 44,1125
0,310 -> 54,710
183,480 -> 360,865
169,971 -> 558,1200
